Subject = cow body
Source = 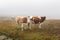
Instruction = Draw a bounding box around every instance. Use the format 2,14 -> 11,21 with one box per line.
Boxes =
16,16 -> 31,31
31,16 -> 40,24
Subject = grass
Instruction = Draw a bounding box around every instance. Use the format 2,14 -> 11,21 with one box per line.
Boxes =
0,18 -> 60,40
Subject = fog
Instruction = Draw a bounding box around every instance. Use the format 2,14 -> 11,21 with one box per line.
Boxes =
0,0 -> 60,19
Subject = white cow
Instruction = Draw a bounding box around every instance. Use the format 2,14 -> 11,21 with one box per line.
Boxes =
16,16 -> 31,31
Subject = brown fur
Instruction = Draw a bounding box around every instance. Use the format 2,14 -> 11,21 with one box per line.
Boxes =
40,16 -> 46,23
31,16 -> 46,24
19,17 -> 27,23
33,17 -> 40,23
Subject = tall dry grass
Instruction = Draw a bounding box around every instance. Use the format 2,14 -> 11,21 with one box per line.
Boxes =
0,18 -> 60,40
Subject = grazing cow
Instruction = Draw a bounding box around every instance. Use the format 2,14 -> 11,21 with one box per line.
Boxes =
30,16 -> 46,28
16,16 -> 31,31
16,16 -> 27,31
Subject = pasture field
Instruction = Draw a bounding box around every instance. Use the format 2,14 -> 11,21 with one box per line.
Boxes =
0,17 -> 60,40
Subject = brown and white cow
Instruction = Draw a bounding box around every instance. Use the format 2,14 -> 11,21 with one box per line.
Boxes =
30,16 -> 46,28
16,16 -> 31,31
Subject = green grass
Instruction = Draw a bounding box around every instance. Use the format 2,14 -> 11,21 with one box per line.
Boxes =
0,19 -> 60,40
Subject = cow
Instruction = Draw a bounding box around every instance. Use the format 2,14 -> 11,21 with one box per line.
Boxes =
30,16 -> 46,29
16,16 -> 31,31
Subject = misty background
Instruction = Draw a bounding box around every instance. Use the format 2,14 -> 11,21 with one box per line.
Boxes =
0,0 -> 60,19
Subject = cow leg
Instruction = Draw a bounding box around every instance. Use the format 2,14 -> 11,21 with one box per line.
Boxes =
16,22 -> 21,30
21,23 -> 24,31
39,23 -> 42,29
28,23 -> 32,30
17,21 -> 19,25
16,20 -> 21,29
24,23 -> 27,30
16,20 -> 19,25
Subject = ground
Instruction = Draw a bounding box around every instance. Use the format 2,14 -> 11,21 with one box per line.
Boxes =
0,17 -> 60,40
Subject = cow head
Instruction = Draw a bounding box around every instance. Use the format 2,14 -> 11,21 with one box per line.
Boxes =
40,16 -> 46,23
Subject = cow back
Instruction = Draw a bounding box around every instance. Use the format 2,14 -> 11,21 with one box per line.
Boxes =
19,17 -> 27,23
32,17 -> 40,24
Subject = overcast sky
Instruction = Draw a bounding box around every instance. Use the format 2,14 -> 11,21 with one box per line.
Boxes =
0,0 -> 60,19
